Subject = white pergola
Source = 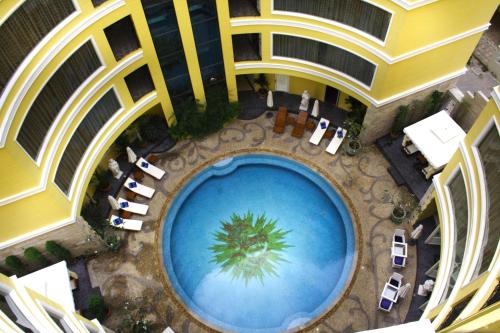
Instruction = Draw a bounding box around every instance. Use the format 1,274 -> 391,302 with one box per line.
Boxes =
403,111 -> 466,176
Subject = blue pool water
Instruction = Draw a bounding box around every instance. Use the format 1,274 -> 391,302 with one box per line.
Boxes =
162,154 -> 355,333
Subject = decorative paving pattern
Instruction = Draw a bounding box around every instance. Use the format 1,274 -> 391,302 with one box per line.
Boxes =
87,113 -> 417,333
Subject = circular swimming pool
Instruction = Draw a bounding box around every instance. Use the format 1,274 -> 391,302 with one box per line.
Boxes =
162,154 -> 356,333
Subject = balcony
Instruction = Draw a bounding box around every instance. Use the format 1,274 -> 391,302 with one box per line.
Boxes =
229,0 -> 260,18
232,33 -> 261,62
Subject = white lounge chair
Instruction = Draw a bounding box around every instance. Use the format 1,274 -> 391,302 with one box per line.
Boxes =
391,242 -> 408,268
388,272 -> 404,289
136,157 -> 165,180
378,296 -> 394,312
393,229 -> 406,244
379,282 -> 399,312
124,177 -> 155,198
309,118 -> 330,145
117,198 -> 149,215
110,215 -> 143,231
326,127 -> 347,155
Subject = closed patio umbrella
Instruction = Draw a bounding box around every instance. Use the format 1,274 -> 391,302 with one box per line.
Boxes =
108,195 -> 120,210
126,146 -> 137,163
411,224 -> 424,240
398,283 -> 412,299
311,100 -> 319,118
267,90 -> 273,109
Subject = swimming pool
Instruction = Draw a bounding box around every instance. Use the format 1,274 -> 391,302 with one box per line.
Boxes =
162,154 -> 356,332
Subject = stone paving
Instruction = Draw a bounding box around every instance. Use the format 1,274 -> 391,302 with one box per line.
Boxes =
87,113 -> 417,333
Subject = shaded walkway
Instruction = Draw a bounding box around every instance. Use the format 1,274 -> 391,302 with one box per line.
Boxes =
376,135 -> 432,200
238,90 -> 348,127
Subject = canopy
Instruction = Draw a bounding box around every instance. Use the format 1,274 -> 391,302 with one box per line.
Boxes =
403,111 -> 465,169
18,261 -> 75,311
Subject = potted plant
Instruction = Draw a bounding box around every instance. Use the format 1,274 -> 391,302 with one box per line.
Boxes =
253,74 -> 269,97
342,117 -> 363,156
23,247 -> 50,267
105,234 -> 122,252
383,188 -> 418,224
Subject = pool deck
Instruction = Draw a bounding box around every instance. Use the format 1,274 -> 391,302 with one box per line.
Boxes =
87,113 -> 417,332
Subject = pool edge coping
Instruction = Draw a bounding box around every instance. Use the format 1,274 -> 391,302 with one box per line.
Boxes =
153,147 -> 363,333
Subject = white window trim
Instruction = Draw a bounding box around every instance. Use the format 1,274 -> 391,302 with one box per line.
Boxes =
0,0 -> 126,148
270,32 -> 378,90
14,37 -> 106,165
52,86 -> 125,199
270,0 -> 393,46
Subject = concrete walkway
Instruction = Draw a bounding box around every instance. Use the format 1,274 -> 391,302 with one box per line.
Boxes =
87,113 -> 417,332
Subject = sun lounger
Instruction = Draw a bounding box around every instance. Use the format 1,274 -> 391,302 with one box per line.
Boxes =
392,255 -> 406,268
393,229 -> 406,244
309,118 -> 330,145
110,215 -> 143,231
124,177 -> 155,198
388,272 -> 404,289
136,157 -> 165,180
379,282 -> 399,312
117,198 -> 149,215
291,111 -> 309,138
273,107 -> 288,134
378,296 -> 394,312
326,127 -> 347,155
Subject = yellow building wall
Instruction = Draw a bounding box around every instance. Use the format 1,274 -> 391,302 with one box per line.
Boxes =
289,77 -> 326,102
0,0 -> 174,246
428,88 -> 500,330
225,0 -> 496,107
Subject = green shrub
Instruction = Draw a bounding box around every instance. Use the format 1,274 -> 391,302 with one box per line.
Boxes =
391,105 -> 410,137
5,256 -> 25,276
90,168 -> 111,191
169,86 -> 240,140
81,203 -> 108,237
24,247 -> 50,267
427,90 -> 445,116
88,295 -> 108,321
45,241 -> 71,262
105,234 -> 122,252
138,113 -> 168,143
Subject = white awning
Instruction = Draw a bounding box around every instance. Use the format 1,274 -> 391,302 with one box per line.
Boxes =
18,261 -> 75,312
404,111 -> 465,169
359,320 -> 434,333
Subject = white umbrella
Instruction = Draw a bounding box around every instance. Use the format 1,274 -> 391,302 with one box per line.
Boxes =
126,146 -> 137,163
411,224 -> 424,240
266,90 -> 273,109
398,283 -> 412,299
107,195 -> 120,210
311,100 -> 319,118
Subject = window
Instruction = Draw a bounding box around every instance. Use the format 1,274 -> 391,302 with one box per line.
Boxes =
124,65 -> 155,102
437,294 -> 474,330
188,0 -> 225,87
104,16 -> 141,61
55,89 -> 121,194
17,41 -> 102,160
42,306 -> 72,333
233,34 -> 261,61
442,170 -> 469,301
0,0 -> 76,94
476,125 -> 500,274
0,293 -> 35,332
142,0 -> 193,99
273,34 -> 376,86
274,0 -> 391,41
